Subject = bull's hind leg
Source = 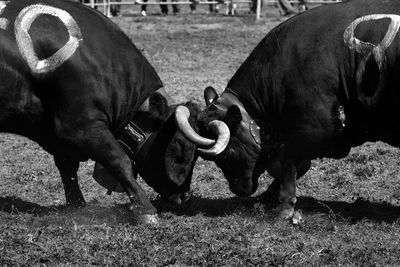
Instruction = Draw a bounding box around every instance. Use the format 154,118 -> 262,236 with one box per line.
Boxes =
57,123 -> 157,224
54,156 -> 85,207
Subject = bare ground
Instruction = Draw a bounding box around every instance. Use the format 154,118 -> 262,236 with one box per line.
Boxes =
1,6 -> 400,266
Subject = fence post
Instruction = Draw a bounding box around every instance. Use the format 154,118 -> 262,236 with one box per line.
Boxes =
90,0 -> 95,8
256,0 -> 261,20
106,0 -> 111,17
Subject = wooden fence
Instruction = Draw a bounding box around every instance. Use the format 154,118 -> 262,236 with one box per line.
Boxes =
83,0 -> 341,20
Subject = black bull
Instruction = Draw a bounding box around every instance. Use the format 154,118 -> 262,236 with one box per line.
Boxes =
0,0 -> 207,224
177,0 -> 400,220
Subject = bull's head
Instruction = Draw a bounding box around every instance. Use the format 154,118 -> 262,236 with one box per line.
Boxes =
134,99 -> 200,205
94,92 -> 200,205
176,86 -> 270,197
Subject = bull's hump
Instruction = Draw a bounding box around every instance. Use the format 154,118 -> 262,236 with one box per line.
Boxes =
0,1 -> 88,75
28,15 -> 70,60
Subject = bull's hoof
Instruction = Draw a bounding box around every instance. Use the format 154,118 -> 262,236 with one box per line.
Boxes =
278,207 -> 295,220
136,214 -> 159,225
275,206 -> 304,224
273,201 -> 295,219
291,211 -> 303,225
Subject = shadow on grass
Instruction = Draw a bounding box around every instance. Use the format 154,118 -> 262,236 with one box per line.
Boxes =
296,196 -> 400,223
1,195 -> 400,225
0,196 -> 137,226
156,195 -> 400,223
153,195 -> 258,217
0,195 -> 258,217
0,196 -> 53,216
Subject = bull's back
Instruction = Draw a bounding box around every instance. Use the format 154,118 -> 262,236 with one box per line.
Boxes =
265,0 -> 400,115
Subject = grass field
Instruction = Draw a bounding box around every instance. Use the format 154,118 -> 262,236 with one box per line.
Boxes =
1,5 -> 400,266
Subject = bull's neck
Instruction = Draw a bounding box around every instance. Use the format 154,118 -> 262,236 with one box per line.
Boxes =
220,84 -> 273,125
137,87 -> 176,112
218,88 -> 255,122
222,87 -> 263,120
215,88 -> 263,146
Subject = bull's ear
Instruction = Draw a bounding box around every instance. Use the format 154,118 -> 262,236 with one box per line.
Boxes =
148,92 -> 169,117
225,105 -> 242,130
204,86 -> 219,107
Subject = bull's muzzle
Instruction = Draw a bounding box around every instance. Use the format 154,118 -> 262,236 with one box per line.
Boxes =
162,190 -> 193,205
229,178 -> 258,197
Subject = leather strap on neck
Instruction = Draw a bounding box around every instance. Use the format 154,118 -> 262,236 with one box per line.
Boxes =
118,88 -> 174,160
118,121 -> 148,160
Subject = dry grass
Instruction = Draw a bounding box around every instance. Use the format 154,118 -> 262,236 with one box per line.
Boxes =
1,7 -> 400,266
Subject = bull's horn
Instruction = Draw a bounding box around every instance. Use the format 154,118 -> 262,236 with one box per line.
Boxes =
175,105 -> 215,147
175,105 -> 230,155
198,120 -> 230,156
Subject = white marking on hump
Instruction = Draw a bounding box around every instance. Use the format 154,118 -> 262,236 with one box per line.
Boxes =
344,14 -> 400,69
344,14 -> 400,87
14,4 -> 83,74
0,1 -> 10,30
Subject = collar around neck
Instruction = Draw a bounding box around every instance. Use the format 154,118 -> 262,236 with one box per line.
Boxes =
119,88 -> 175,160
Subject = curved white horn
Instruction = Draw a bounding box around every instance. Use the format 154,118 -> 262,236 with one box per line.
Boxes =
175,105 -> 215,147
198,120 -> 230,156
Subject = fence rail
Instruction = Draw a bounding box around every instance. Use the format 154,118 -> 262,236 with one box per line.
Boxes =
83,0 -> 340,19
265,0 -> 340,3
86,1 -> 227,6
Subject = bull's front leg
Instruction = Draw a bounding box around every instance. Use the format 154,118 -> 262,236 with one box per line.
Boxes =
98,146 -> 158,224
54,156 -> 85,207
57,123 -> 158,225
261,159 -> 310,220
275,158 -> 297,219
261,158 -> 310,199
